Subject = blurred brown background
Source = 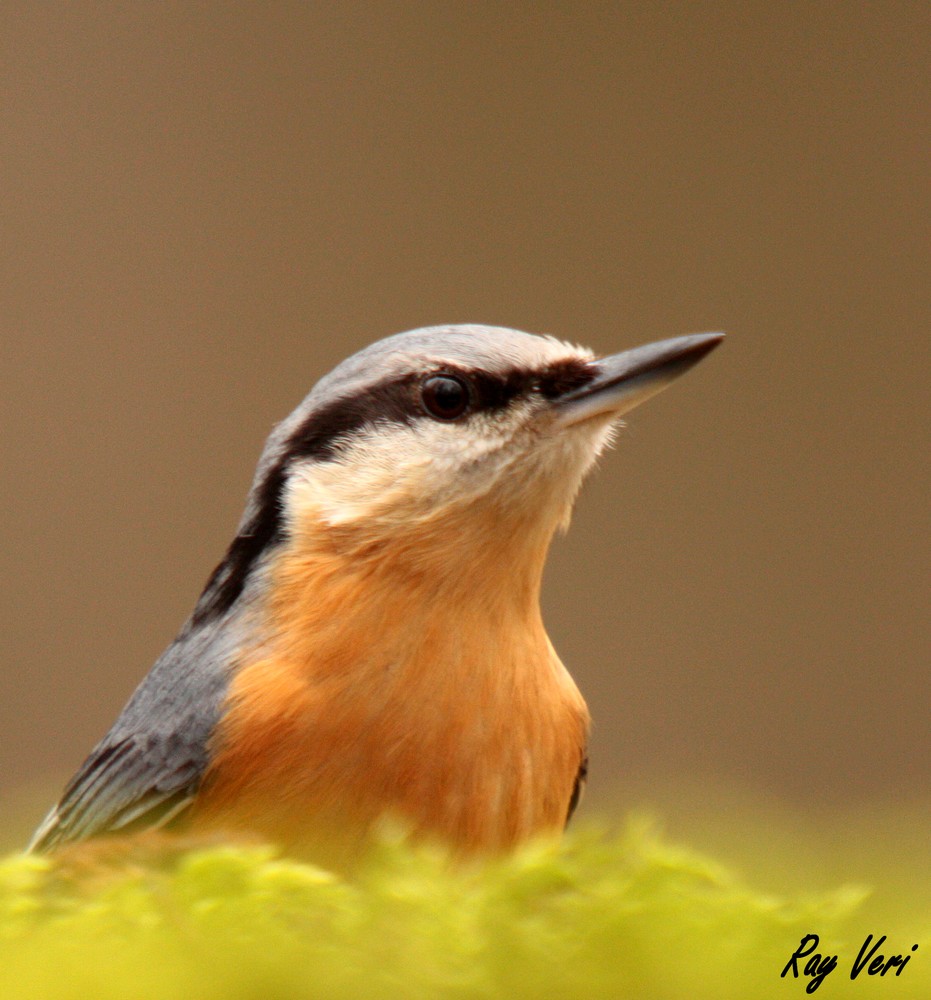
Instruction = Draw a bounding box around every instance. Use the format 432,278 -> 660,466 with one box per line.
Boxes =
1,4 -> 927,853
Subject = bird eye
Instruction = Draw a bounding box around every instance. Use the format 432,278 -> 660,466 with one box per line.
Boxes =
421,374 -> 470,420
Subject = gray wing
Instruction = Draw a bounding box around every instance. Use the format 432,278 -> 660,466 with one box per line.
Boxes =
28,620 -> 238,854
29,732 -> 205,852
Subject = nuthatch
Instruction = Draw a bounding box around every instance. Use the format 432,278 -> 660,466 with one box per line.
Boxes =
30,324 -> 722,863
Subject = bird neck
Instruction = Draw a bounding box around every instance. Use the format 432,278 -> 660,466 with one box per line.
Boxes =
268,497 -> 560,656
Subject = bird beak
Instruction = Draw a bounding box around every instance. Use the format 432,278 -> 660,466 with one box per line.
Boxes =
554,332 -> 724,427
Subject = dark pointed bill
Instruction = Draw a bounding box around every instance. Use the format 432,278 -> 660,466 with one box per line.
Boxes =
554,332 -> 724,426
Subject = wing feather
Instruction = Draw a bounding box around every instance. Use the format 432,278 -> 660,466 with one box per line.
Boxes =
29,733 -> 203,852
29,621 -> 238,854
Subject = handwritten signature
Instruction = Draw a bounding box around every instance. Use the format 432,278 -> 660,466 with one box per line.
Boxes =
782,934 -> 918,993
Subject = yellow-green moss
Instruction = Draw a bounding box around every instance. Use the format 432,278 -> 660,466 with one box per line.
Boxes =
0,819 -> 926,999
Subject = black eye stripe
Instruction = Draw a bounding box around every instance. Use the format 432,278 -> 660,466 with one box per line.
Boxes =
445,358 -> 598,412
284,358 -> 597,458
536,359 -> 599,398
189,357 -> 598,626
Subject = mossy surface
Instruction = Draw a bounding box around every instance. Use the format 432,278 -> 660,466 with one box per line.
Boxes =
0,819 -> 926,999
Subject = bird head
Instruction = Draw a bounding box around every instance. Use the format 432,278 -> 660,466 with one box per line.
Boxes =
193,325 -> 722,624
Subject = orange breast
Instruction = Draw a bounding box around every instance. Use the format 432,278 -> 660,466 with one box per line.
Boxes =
193,511 -> 589,864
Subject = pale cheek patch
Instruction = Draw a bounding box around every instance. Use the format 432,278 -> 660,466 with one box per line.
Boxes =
285,435 -> 423,528
283,399 -> 613,536
283,421 -> 508,529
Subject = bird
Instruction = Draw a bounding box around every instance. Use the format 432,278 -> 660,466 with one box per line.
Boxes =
29,324 -> 722,865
